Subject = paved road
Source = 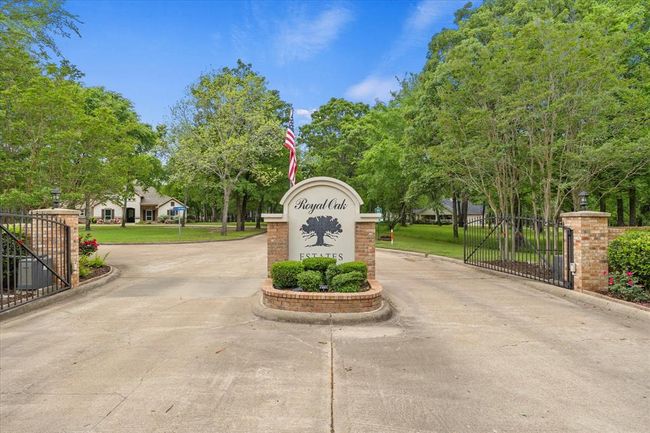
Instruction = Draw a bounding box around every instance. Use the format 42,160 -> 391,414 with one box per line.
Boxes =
1,235 -> 648,433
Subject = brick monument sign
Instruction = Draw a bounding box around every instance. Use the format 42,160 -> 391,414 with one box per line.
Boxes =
262,177 -> 380,278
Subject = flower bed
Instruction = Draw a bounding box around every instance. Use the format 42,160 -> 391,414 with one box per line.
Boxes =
262,278 -> 383,313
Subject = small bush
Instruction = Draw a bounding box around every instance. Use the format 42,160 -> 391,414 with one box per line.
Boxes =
326,261 -> 368,285
330,271 -> 365,293
271,261 -> 304,289
158,215 -> 169,223
337,261 -> 368,279
79,265 -> 92,278
608,231 -> 650,288
297,270 -> 322,292
608,271 -> 649,303
79,233 -> 99,257
303,257 -> 336,281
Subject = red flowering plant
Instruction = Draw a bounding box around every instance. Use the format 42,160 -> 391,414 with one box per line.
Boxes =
79,233 -> 99,257
606,270 -> 648,303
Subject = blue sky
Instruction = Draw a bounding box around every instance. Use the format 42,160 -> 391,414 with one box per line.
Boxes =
55,0 -> 473,128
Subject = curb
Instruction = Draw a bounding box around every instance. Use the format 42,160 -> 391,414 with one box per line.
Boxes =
99,230 -> 266,245
252,292 -> 394,325
0,266 -> 120,323
378,248 -> 649,322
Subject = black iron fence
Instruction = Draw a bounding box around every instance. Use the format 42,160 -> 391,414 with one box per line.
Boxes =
464,216 -> 573,289
1,211 -> 71,311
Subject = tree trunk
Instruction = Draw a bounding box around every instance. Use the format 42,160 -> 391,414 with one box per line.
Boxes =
452,192 -> 459,239
121,188 -> 127,228
255,196 -> 263,229
234,192 -> 243,232
221,187 -> 231,236
599,194 -> 606,212
616,197 -> 624,226
237,192 -> 248,231
84,197 -> 92,231
629,186 -> 637,226
181,188 -> 188,227
399,203 -> 407,227
211,204 -> 216,222
460,196 -> 469,228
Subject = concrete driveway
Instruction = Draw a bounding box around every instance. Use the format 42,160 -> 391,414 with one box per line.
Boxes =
1,235 -> 648,433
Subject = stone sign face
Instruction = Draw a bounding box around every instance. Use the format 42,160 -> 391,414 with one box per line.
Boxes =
287,184 -> 357,263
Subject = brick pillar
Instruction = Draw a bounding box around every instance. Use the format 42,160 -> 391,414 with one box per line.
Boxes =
266,221 -> 288,277
30,209 -> 80,288
355,222 -> 376,280
560,211 -> 610,293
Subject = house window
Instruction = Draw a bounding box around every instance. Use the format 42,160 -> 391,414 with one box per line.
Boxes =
102,209 -> 114,220
145,209 -> 153,221
170,201 -> 175,207
167,209 -> 178,217
80,209 -> 86,217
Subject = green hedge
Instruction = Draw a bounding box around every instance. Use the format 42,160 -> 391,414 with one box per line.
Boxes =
271,261 -> 304,289
330,271 -> 365,293
325,261 -> 368,285
303,257 -> 337,280
608,231 -> 650,288
297,270 -> 322,292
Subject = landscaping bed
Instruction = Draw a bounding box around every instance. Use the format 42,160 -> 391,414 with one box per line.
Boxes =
264,257 -> 384,313
80,265 -> 110,282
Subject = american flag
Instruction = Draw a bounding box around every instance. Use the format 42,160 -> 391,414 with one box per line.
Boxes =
283,112 -> 297,187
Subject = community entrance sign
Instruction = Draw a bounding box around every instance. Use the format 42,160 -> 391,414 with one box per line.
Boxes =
262,177 -> 380,272
288,181 -> 358,262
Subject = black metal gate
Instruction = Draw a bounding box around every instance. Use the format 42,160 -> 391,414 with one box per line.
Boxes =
1,211 -> 71,311
464,216 -> 573,289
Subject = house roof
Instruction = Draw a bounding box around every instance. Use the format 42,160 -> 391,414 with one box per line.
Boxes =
441,199 -> 484,215
134,186 -> 185,209
414,199 -> 484,216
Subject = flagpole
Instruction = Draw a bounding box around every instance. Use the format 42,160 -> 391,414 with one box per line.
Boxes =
288,107 -> 294,190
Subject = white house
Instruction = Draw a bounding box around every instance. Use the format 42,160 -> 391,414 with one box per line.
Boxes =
83,186 -> 187,223
413,199 -> 484,224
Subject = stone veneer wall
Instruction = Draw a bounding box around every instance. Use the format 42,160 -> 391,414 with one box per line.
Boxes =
561,212 -> 610,292
266,222 -> 289,276
30,209 -> 80,288
607,226 -> 650,241
262,279 -> 382,313
266,221 -> 377,279
355,222 -> 376,279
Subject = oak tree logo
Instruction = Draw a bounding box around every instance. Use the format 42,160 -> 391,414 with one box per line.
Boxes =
300,216 -> 342,247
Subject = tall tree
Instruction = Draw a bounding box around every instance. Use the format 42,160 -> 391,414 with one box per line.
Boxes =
168,60 -> 287,235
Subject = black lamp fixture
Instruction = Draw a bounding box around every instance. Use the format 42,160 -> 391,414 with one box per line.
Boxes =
578,191 -> 588,211
51,187 -> 61,208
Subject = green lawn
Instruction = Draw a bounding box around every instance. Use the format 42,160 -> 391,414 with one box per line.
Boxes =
376,223 -> 464,259
82,224 -> 264,244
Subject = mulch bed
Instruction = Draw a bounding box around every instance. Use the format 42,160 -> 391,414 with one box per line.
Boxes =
601,292 -> 650,309
80,265 -> 110,282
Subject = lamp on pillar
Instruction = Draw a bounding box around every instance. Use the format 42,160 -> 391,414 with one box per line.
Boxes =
51,187 -> 61,208
579,191 -> 588,211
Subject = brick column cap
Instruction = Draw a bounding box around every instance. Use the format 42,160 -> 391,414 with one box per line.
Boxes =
560,211 -> 610,219
30,208 -> 80,216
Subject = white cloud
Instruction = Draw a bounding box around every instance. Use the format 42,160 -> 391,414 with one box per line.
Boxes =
275,7 -> 353,63
345,76 -> 399,103
295,108 -> 315,119
406,0 -> 440,32
381,0 -> 445,67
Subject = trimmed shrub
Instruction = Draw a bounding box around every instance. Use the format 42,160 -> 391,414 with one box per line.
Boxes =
608,231 -> 650,288
330,271 -> 365,293
325,261 -> 368,285
303,257 -> 337,273
271,261 -> 304,289
297,270 -> 322,292
303,257 -> 336,281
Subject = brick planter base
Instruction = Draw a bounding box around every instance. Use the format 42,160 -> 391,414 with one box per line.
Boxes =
262,279 -> 383,313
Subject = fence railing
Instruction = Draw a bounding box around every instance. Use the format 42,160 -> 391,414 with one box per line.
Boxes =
1,211 -> 71,312
464,216 -> 573,289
